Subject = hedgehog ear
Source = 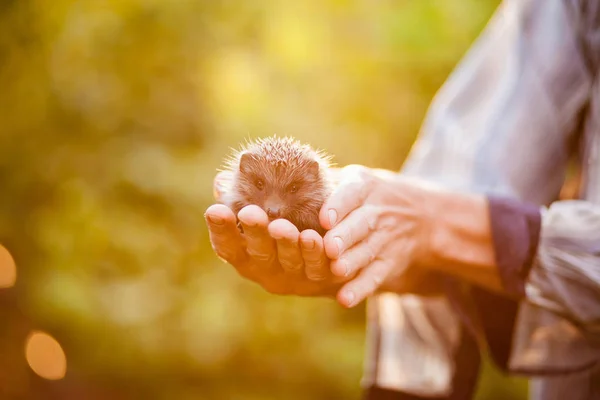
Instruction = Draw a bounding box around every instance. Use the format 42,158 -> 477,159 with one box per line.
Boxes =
239,152 -> 255,174
307,160 -> 320,177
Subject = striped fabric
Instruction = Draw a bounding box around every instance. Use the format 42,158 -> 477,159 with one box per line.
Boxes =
361,0 -> 600,399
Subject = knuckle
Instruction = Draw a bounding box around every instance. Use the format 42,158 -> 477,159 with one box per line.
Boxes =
305,260 -> 327,275
361,240 -> 377,264
247,249 -> 273,262
372,273 -> 384,288
278,238 -> 298,250
340,231 -> 352,252
370,260 -> 390,287
376,208 -> 398,230
242,227 -> 263,239
362,177 -> 376,197
343,262 -> 359,279
281,261 -> 302,271
301,254 -> 320,264
306,270 -> 328,281
302,246 -> 321,260
357,167 -> 371,182
279,254 -> 302,271
345,164 -> 369,178
361,206 -> 379,231
367,249 -> 376,264
304,258 -> 321,269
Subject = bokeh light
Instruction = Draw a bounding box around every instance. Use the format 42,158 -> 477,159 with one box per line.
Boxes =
0,245 -> 16,288
25,331 -> 67,381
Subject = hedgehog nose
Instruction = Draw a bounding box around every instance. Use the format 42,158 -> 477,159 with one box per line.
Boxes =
266,207 -> 281,219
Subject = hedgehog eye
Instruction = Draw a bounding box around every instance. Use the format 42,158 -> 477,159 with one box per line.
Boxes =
255,179 -> 264,190
288,183 -> 299,194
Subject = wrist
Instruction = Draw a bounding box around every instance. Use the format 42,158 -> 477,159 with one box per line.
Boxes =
417,187 -> 504,293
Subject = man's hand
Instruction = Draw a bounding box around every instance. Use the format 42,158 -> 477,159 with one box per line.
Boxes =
319,164 -> 504,308
205,172 -> 348,297
319,165 -> 447,307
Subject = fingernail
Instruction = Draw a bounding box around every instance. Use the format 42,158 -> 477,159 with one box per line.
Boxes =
207,215 -> 224,225
328,209 -> 337,226
301,239 -> 315,250
343,291 -> 355,307
334,237 -> 343,257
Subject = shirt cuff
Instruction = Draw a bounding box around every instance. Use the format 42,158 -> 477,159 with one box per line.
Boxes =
486,195 -> 542,297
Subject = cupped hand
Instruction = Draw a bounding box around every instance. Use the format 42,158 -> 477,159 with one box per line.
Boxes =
319,165 -> 445,307
205,172 -> 348,297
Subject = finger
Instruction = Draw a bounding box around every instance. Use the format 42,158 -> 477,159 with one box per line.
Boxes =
319,164 -> 373,230
268,219 -> 304,275
336,258 -> 400,308
329,213 -> 418,276
299,229 -> 329,281
329,231 -> 384,278
205,204 -> 248,266
238,205 -> 277,267
213,171 -> 233,202
322,205 -> 377,260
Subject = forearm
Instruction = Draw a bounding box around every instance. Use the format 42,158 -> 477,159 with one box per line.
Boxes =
421,189 -> 541,298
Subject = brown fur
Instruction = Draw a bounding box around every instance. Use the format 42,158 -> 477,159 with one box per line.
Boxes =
219,136 -> 334,235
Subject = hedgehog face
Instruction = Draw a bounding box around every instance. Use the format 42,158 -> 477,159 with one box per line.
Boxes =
221,136 -> 333,232
235,151 -> 325,223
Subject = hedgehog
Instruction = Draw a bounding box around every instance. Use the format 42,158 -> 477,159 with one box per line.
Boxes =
218,135 -> 335,235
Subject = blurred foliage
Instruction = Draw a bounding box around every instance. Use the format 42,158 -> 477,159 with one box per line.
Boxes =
0,0 -> 529,399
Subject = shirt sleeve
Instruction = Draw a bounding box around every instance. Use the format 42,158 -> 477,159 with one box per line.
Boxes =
502,200 -> 600,377
525,201 -> 600,339
485,195 -> 600,336
487,196 -> 543,298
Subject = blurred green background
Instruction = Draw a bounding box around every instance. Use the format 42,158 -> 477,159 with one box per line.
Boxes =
0,0 -> 528,399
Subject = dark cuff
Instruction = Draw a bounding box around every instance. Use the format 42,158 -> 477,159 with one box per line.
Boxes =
486,195 -> 542,298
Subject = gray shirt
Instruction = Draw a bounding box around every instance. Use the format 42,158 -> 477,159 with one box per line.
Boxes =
361,1 -> 600,399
